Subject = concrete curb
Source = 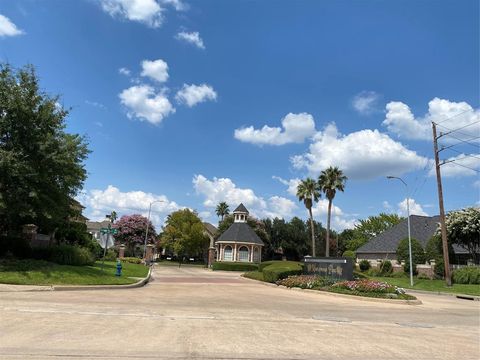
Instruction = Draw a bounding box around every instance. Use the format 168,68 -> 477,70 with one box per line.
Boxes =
0,266 -> 152,292
241,275 -> 422,305
406,288 -> 480,301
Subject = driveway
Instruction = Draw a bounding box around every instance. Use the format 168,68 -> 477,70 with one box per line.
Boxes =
0,265 -> 478,359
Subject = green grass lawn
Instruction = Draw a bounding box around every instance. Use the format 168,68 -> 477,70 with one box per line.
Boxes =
369,276 -> 480,296
0,259 -> 149,286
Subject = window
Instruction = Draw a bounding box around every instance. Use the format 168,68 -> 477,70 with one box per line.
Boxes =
253,247 -> 261,262
238,246 -> 249,262
224,246 -> 233,261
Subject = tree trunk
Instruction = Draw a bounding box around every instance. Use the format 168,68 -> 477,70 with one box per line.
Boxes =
309,207 -> 315,257
326,199 -> 332,257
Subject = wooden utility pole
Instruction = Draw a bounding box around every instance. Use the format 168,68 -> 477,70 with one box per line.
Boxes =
432,122 -> 452,286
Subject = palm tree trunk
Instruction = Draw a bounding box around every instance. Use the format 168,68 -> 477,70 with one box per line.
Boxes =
309,207 -> 315,257
326,199 -> 332,257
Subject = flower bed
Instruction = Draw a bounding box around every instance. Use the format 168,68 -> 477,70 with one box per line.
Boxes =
276,276 -> 416,300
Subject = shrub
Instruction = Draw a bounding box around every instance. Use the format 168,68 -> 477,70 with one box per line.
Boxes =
32,245 -> 95,266
365,268 -> 381,277
397,238 -> 426,265
359,259 -> 371,272
121,257 -> 142,264
403,261 -> 417,276
276,275 -> 331,289
391,271 -> 407,278
379,260 -> 393,275
342,250 -> 356,262
332,279 -> 396,294
243,271 -> 264,281
104,249 -> 118,261
434,257 -> 445,279
452,267 -> 480,285
263,267 -> 302,283
212,262 -> 258,271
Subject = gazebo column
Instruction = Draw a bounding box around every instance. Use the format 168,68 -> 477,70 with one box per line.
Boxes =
250,245 -> 253,262
234,243 -> 237,261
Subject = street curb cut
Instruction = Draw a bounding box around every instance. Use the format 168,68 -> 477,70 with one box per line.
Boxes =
241,275 -> 422,305
53,266 -> 152,291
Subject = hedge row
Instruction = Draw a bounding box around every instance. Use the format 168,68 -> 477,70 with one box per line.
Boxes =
452,267 -> 480,284
212,262 -> 258,271
32,245 -> 95,266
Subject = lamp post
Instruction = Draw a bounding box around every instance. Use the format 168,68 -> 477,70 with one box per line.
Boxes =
143,200 -> 165,260
387,176 -> 414,287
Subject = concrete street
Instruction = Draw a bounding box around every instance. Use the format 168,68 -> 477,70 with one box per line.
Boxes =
0,265 -> 478,359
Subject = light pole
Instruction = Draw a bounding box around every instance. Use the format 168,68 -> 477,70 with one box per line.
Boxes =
387,176 -> 414,287
143,200 -> 165,260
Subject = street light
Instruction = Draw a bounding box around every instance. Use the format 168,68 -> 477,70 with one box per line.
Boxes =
387,176 -> 414,287
143,200 -> 165,260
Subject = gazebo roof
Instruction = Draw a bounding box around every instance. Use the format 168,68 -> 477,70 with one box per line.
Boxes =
216,223 -> 264,245
233,203 -> 249,213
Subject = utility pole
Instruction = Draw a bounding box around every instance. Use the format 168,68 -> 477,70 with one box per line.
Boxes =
432,122 -> 452,286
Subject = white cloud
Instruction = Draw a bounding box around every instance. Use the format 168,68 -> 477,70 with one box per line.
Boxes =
79,185 -> 181,227
100,0 -> 165,28
429,153 -> 480,178
234,113 -> 316,146
352,91 -> 380,115
263,196 -> 297,219
383,98 -> 480,143
119,67 -> 131,76
141,59 -> 169,83
119,84 -> 175,124
161,0 -> 189,11
85,100 -> 106,110
292,123 -> 428,179
175,31 -> 205,49
311,199 -> 343,217
398,198 -> 428,217
175,83 -> 217,107
0,14 -> 24,37
272,176 -> 301,197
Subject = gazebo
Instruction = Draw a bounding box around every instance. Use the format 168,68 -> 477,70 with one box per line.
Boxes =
215,204 -> 263,263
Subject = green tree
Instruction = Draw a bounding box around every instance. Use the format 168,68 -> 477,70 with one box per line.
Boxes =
110,211 -> 118,224
397,237 -> 426,265
215,202 -> 230,222
161,209 -> 209,258
443,208 -> 480,264
318,166 -> 347,257
345,213 -> 404,251
0,64 -> 89,236
297,178 -> 321,256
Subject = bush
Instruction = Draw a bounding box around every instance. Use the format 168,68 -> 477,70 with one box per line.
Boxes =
0,235 -> 32,259
277,275 -> 331,289
121,257 -> 142,264
434,257 -> 445,279
104,249 -> 118,261
379,260 -> 393,275
32,244 -> 95,266
452,267 -> 480,284
359,259 -> 371,272
365,268 -> 381,277
243,271 -> 264,281
342,250 -> 356,262
332,279 -> 396,294
397,238 -> 426,265
391,271 -> 407,278
212,262 -> 258,271
263,267 -> 302,283
403,261 -> 417,276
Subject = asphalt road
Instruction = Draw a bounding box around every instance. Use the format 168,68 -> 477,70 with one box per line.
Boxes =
0,265 -> 478,359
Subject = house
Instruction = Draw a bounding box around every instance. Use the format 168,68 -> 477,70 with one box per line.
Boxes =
215,204 -> 263,263
356,215 -> 471,264
86,217 -> 112,241
203,222 -> 218,267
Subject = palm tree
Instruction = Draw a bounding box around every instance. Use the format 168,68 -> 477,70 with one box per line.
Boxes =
296,178 -> 321,257
110,210 -> 117,224
318,166 -> 347,257
215,202 -> 230,222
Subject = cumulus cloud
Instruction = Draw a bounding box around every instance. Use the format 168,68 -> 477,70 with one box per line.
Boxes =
79,185 -> 181,227
119,67 -> 131,76
175,84 -> 217,107
397,198 -> 428,217
291,123 -> 428,179
352,91 -> 380,115
0,14 -> 24,37
192,174 -> 297,219
429,153 -> 480,178
383,98 -> 480,142
175,31 -> 205,49
141,59 -> 169,83
119,84 -> 175,124
272,176 -> 301,197
100,0 -> 165,28
234,113 -> 316,146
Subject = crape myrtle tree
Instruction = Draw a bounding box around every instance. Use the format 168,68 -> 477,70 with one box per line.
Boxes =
443,208 -> 480,264
0,64 -> 89,237
160,209 -> 209,259
114,214 -> 156,257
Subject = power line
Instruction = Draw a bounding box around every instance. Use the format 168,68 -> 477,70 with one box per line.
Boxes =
436,120 -> 480,137
441,147 -> 480,161
441,161 -> 480,173
434,108 -> 476,125
439,133 -> 480,149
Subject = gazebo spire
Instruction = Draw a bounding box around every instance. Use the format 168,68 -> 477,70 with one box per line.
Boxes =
233,203 -> 248,223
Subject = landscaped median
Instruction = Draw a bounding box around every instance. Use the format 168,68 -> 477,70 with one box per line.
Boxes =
0,258 -> 149,286
243,260 -> 419,302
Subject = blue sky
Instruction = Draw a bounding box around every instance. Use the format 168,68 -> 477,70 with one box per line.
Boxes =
1,0 -> 479,230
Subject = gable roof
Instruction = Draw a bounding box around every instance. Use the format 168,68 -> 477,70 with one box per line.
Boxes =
203,222 -> 218,236
216,222 -> 264,245
357,215 -> 441,254
233,203 -> 249,213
